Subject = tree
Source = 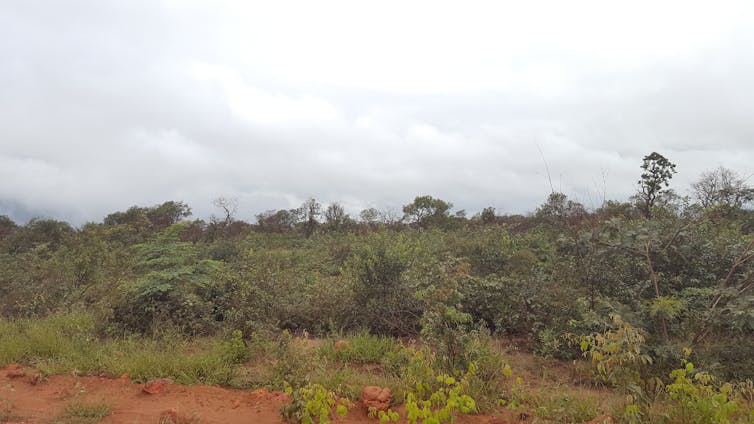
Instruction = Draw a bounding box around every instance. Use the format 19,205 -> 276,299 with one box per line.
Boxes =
212,197 -> 238,225
324,202 -> 350,231
0,215 -> 17,239
692,167 -> 753,212
300,198 -> 321,238
637,152 -> 677,218
535,192 -> 586,225
359,208 -> 381,225
402,195 -> 453,228
480,207 -> 496,225
256,209 -> 299,233
104,201 -> 191,232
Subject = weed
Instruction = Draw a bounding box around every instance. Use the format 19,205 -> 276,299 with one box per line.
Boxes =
405,374 -> 477,424
529,393 -> 600,423
664,359 -> 738,424
323,330 -> 400,364
280,382 -> 349,424
65,401 -> 112,419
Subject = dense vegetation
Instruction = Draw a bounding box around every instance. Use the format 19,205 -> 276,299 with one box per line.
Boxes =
1,153 -> 753,422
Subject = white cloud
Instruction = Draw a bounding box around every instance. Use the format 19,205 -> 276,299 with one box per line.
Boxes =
1,0 -> 754,224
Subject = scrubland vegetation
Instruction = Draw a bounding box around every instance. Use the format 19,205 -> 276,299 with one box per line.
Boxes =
1,154 -> 754,423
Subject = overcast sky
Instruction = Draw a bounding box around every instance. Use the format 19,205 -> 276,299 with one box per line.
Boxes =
2,1 -> 753,225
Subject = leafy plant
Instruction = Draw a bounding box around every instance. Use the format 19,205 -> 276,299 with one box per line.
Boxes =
665,357 -> 738,424
404,374 -> 477,424
579,315 -> 654,421
369,407 -> 400,423
281,382 -> 349,424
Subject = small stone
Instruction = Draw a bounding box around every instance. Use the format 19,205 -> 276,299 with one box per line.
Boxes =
143,378 -> 172,394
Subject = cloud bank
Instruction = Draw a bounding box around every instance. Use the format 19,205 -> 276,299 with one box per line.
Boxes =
1,1 -> 753,224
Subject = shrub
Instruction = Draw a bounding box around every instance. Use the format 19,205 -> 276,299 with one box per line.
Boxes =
281,382 -> 349,424
664,358 -> 738,424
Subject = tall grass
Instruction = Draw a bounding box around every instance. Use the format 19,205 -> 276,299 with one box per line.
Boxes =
321,330 -> 401,364
0,313 -> 245,385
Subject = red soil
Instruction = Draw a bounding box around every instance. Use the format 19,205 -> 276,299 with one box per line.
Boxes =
0,365 -> 523,424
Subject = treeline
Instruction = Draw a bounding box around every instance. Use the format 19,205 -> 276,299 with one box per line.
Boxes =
1,154 -> 753,381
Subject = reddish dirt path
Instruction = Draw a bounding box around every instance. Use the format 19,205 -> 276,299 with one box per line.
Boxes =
1,365 -> 522,424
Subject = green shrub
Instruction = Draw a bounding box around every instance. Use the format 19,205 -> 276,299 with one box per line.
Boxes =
664,359 -> 738,424
405,374 -> 477,424
281,382 -> 349,424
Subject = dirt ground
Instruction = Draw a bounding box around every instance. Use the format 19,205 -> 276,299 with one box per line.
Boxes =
1,365 -> 528,424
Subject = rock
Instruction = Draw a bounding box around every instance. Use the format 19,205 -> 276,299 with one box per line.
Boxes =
361,386 -> 391,411
143,378 -> 172,394
159,408 -> 179,423
249,388 -> 271,401
6,369 -> 26,379
333,339 -> 349,352
28,371 -> 44,385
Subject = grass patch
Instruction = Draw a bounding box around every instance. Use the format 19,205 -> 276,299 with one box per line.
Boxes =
529,392 -> 601,423
0,313 -> 247,386
322,330 -> 401,364
65,401 -> 112,419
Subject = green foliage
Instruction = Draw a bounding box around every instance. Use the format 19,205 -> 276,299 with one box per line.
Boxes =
369,408 -> 400,423
346,231 -> 422,335
579,315 -> 654,421
0,313 -> 244,386
323,330 -> 401,364
662,355 -> 739,424
111,223 -> 223,335
420,305 -> 475,374
262,330 -> 315,389
529,394 -> 601,423
64,401 -> 112,421
402,195 -> 454,229
404,374 -> 477,424
281,382 -> 348,424
637,152 -> 677,218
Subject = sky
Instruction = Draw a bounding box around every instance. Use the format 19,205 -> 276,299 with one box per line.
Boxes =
1,0 -> 753,225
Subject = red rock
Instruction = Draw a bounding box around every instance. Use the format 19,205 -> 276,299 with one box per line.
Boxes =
334,339 -> 349,352
249,388 -> 271,401
6,369 -> 26,378
143,378 -> 172,394
361,386 -> 391,411
159,408 -> 179,423
27,371 -> 44,385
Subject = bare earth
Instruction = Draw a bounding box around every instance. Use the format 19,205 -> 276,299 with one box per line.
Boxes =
1,365 -> 525,424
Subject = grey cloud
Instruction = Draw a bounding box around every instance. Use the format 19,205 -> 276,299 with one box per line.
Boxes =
2,1 -> 754,224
